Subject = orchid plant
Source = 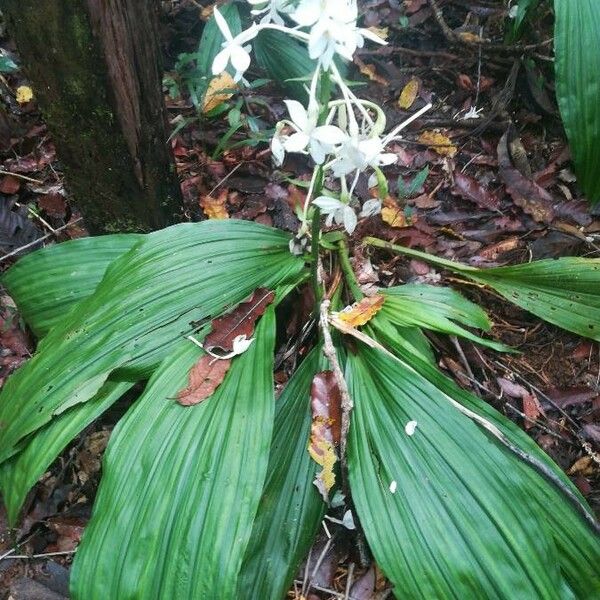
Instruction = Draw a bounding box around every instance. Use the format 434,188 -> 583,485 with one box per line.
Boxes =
211,0 -> 432,235
1,2 -> 600,599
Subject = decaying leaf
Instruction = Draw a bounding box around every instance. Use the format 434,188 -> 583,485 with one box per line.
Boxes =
497,129 -> 555,223
177,355 -> 232,406
200,189 -> 229,220
202,71 -> 236,113
311,371 -> 342,446
337,295 -> 385,327
204,288 -> 275,352
15,85 -> 33,104
417,130 -> 457,157
452,171 -> 499,210
354,56 -> 388,86
398,78 -> 419,110
308,371 -> 342,501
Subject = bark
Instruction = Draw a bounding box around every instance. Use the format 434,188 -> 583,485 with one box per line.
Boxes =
1,0 -> 182,233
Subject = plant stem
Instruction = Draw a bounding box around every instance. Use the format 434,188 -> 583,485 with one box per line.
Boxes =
337,240 -> 363,301
362,236 -> 477,272
311,206 -> 323,310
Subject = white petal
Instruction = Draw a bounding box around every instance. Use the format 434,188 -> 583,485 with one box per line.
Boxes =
271,136 -> 285,165
284,100 -> 309,131
232,334 -> 254,355
213,7 -> 233,42
342,510 -> 356,530
212,48 -> 230,75
389,480 -> 397,494
312,196 -> 344,213
405,420 -> 418,436
291,0 -> 321,26
284,131 -> 310,153
359,198 -> 381,218
378,152 -> 397,167
359,27 -> 387,46
312,125 -> 347,145
343,205 -> 357,234
229,45 -> 251,75
309,140 -> 327,164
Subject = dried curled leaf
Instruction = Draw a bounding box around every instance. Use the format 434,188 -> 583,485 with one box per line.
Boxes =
202,71 -> 236,113
177,356 -> 232,406
398,78 -> 419,110
200,189 -> 229,220
204,288 -> 275,352
309,371 -> 341,501
338,295 -> 385,328
418,130 -> 457,157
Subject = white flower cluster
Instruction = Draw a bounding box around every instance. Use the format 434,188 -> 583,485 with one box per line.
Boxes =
211,0 -> 431,235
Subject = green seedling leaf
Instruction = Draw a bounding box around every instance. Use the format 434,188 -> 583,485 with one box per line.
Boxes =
397,166 -> 429,199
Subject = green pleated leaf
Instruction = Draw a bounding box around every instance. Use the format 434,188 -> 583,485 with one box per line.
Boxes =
238,347 -> 326,599
71,309 -> 276,599
347,342 -> 600,599
254,29 -> 317,101
0,220 -> 305,465
365,238 -> 600,341
2,234 -> 141,337
554,0 -> 600,204
0,379 -> 133,524
380,284 -> 511,351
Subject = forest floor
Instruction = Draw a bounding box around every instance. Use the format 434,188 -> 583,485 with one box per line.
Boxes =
1,1 -> 600,598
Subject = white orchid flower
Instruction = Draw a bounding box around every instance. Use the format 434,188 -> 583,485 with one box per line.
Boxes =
330,135 -> 396,179
312,196 -> 357,234
247,0 -> 294,25
280,99 -> 346,164
291,0 -> 386,69
211,7 -> 255,82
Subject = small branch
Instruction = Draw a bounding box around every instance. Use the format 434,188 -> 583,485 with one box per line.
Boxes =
0,217 -> 84,263
311,207 -> 323,313
0,169 -> 44,184
319,299 -> 353,460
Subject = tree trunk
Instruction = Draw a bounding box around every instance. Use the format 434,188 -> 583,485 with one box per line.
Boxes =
1,0 -> 182,233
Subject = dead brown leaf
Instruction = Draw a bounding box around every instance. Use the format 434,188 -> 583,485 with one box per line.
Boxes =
309,370 -> 341,501
452,171 -> 500,210
338,295 -> 385,327
418,130 -> 457,157
202,72 -> 236,113
204,288 -> 275,352
497,130 -> 555,223
177,356 -> 232,406
398,78 -> 419,109
0,175 -> 20,194
199,188 -> 229,219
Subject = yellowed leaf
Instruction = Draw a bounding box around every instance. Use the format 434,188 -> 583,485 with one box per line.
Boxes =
309,437 -> 337,501
199,189 -> 229,219
568,456 -> 595,476
398,78 -> 419,110
202,72 -> 236,114
338,295 -> 385,327
16,85 -> 33,104
354,56 -> 388,86
381,206 -> 408,228
367,26 -> 389,40
458,31 -> 483,44
418,130 -> 457,157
